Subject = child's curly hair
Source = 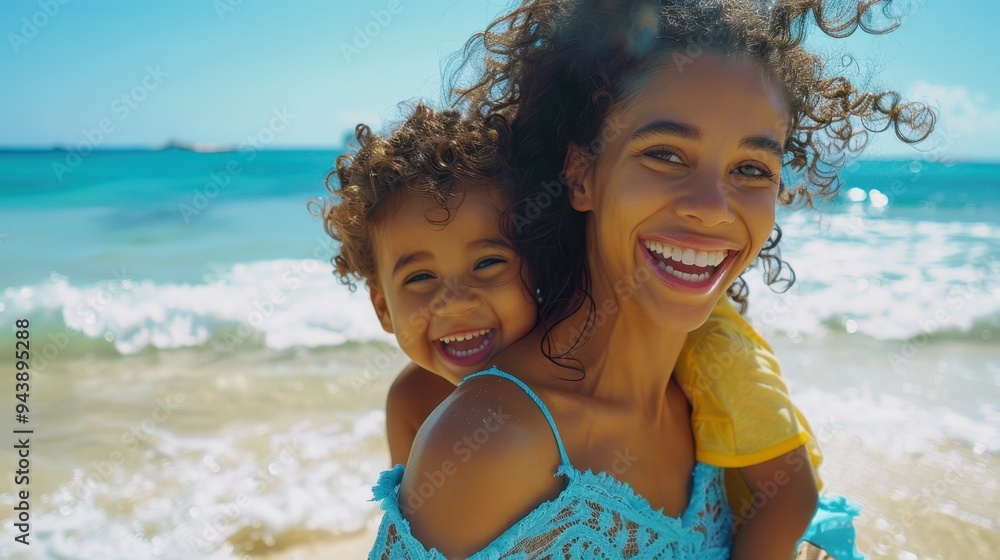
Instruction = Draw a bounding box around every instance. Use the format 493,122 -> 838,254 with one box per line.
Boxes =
319,103 -> 512,291
448,0 -> 935,332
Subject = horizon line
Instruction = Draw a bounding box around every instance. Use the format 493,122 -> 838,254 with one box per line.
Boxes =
0,145 -> 997,164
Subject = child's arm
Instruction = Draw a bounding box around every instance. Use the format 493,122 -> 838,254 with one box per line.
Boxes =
386,361 -> 456,466
731,446 -> 819,560
675,297 -> 824,553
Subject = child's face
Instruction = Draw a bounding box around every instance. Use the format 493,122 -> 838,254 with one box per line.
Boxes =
369,182 -> 537,385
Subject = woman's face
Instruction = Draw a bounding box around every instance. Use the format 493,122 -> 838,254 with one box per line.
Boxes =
567,51 -> 787,332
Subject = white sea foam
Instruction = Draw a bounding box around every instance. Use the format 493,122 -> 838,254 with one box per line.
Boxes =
744,212 -> 1000,342
1,259 -> 393,355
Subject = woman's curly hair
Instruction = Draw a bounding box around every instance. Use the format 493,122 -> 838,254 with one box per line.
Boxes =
447,0 -> 935,363
317,103 -> 512,290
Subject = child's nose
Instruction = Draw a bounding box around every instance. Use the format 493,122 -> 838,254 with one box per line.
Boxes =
431,275 -> 482,316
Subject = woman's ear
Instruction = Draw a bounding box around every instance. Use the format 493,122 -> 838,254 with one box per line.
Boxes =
368,282 -> 394,334
563,143 -> 593,212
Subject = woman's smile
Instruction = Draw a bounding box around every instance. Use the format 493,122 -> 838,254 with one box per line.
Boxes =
639,236 -> 740,294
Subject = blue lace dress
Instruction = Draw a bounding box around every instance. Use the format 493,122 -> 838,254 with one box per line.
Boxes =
368,367 -> 734,559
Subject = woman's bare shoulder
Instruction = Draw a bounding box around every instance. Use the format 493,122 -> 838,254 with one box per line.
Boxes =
399,373 -> 565,558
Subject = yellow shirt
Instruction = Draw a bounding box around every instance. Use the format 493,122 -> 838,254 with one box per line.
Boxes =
675,297 -> 822,521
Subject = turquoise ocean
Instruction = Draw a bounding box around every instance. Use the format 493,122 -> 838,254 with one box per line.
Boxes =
0,149 -> 998,559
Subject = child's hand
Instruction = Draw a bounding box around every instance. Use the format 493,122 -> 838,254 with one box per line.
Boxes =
386,362 -> 456,466
795,542 -> 834,560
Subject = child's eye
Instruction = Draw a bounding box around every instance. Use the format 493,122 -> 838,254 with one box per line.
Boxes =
475,257 -> 507,270
733,162 -> 776,180
404,272 -> 435,285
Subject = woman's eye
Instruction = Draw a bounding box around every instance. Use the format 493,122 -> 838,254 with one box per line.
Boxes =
645,149 -> 684,164
404,273 -> 434,285
475,257 -> 506,270
734,163 -> 776,179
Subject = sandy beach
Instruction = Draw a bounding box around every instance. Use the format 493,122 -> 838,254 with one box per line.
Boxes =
262,529 -> 377,560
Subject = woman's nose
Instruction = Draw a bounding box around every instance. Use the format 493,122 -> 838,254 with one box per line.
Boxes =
673,175 -> 736,227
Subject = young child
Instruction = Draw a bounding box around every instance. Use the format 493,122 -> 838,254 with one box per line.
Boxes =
321,102 -> 540,400
323,103 -> 831,556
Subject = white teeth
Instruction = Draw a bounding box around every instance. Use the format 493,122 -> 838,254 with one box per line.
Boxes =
438,328 -> 491,344
444,336 -> 492,357
655,261 -> 711,282
642,240 -> 727,270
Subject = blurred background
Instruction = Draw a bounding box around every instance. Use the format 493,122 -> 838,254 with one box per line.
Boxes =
0,1 -> 997,558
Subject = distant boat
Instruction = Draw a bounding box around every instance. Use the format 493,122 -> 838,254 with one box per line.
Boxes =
156,140 -> 233,153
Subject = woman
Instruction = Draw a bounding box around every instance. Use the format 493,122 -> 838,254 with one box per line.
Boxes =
370,1 -> 932,558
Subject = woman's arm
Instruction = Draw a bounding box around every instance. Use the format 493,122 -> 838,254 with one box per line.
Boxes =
386,362 -> 456,466
731,446 -> 819,560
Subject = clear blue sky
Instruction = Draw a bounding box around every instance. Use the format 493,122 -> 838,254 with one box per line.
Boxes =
2,0 -> 998,160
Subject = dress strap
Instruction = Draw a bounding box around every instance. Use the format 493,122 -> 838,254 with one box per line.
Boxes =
463,367 -> 572,469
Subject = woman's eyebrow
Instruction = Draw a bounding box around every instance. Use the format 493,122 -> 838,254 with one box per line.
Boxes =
631,120 -> 784,160
739,136 -> 785,160
629,120 -> 701,142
